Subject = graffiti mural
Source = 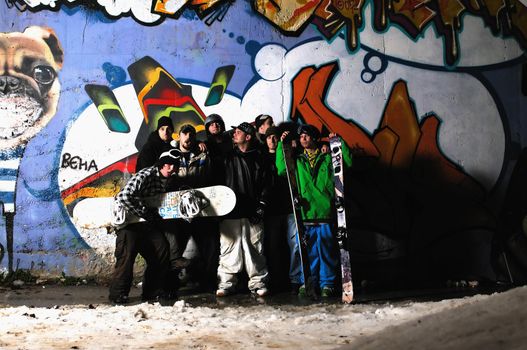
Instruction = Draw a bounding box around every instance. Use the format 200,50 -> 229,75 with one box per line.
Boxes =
292,67 -> 495,276
7,1 -> 527,68
0,26 -> 63,270
244,39 -> 508,278
0,0 -> 525,280
58,56 -> 242,255
57,34 -> 514,281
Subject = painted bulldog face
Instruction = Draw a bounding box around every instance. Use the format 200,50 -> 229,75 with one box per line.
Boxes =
0,26 -> 63,150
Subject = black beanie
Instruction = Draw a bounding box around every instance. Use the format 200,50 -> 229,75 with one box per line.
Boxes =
157,117 -> 174,130
297,124 -> 320,140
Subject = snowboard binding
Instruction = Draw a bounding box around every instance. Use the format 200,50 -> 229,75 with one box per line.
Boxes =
178,189 -> 209,221
111,199 -> 126,226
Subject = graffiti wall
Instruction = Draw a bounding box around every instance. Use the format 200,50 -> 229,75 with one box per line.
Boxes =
0,0 -> 525,280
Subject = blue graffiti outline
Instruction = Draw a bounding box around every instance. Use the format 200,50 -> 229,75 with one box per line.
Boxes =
467,71 -> 516,197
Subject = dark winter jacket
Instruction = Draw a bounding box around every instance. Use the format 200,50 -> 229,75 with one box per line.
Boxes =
116,165 -> 169,220
220,147 -> 271,219
168,142 -> 213,190
254,132 -> 269,153
205,132 -> 233,159
264,152 -> 292,216
135,132 -> 172,172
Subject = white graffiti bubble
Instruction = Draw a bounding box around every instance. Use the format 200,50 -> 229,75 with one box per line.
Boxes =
22,0 -> 161,24
240,44 -> 288,117
96,0 -> 161,23
129,0 -> 161,23
255,44 -> 287,81
97,0 -> 131,17
60,84 -> 244,189
23,0 -> 58,7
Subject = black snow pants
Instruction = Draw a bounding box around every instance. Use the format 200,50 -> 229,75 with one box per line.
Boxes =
109,222 -> 170,300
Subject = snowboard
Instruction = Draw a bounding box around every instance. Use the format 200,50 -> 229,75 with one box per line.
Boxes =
329,136 -> 354,303
282,142 -> 316,298
72,185 -> 236,230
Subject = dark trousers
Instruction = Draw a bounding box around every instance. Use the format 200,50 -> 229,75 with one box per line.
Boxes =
264,214 -> 292,292
165,218 -> 220,291
109,222 -> 169,299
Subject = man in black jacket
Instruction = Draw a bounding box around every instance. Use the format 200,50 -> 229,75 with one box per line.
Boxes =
136,116 -> 174,172
204,113 -> 232,158
216,122 -> 270,297
262,126 -> 295,293
167,124 -> 219,292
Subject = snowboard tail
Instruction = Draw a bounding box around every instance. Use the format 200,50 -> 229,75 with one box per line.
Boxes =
330,136 -> 354,303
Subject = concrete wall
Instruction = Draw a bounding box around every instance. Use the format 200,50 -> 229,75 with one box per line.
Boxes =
0,0 -> 525,278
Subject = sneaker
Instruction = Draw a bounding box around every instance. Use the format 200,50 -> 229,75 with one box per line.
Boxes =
321,286 -> 336,298
215,289 -> 232,297
254,287 -> 268,297
297,285 -> 307,297
109,295 -> 129,305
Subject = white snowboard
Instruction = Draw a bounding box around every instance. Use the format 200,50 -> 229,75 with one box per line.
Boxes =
72,185 -> 236,229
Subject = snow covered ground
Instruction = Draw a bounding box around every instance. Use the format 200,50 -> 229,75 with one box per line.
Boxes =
0,285 -> 526,349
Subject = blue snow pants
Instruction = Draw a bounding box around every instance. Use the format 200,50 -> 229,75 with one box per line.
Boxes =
292,222 -> 338,288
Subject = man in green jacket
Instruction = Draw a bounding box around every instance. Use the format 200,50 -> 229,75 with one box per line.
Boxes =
276,124 -> 352,297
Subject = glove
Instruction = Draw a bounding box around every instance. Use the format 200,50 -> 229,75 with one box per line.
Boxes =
249,203 -> 265,225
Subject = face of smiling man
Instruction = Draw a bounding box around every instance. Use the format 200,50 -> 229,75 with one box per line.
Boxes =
179,131 -> 195,152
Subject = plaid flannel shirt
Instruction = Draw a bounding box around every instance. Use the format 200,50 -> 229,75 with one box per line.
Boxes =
115,165 -> 168,219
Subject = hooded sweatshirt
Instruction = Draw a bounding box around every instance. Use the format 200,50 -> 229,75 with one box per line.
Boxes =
135,131 -> 172,172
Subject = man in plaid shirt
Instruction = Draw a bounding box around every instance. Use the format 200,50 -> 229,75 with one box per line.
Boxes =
108,149 -> 182,304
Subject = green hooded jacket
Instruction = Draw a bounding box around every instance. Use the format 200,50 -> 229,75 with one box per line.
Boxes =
276,139 -> 352,221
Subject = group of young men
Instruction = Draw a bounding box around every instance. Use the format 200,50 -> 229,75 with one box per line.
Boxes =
108,112 -> 352,304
